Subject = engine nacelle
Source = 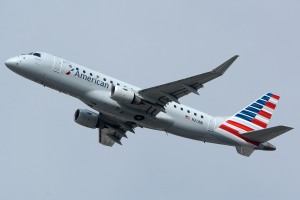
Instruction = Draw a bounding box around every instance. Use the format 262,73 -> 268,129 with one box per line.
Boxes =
110,85 -> 141,105
74,109 -> 99,128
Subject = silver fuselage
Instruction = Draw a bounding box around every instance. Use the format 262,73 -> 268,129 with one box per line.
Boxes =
5,52 -> 249,147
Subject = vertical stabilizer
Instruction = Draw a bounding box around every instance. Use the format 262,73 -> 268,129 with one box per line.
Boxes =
219,93 -> 280,135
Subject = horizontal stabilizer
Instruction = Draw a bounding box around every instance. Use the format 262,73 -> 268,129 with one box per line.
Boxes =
242,125 -> 293,143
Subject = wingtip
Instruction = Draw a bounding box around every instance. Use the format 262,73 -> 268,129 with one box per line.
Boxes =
231,55 -> 239,62
213,55 -> 239,75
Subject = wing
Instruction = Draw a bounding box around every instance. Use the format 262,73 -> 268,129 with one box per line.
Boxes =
98,113 -> 137,146
139,55 -> 239,105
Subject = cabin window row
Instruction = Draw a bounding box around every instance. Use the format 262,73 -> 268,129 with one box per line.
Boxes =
74,67 -> 121,86
173,104 -> 204,118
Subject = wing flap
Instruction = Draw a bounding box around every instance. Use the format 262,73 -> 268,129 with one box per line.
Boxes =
97,113 -> 137,146
99,127 -> 116,147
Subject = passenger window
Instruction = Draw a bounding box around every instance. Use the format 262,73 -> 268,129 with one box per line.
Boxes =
194,113 -> 197,116
96,75 -> 99,79
201,115 -> 203,118
90,73 -> 93,76
103,78 -> 106,81
181,108 -> 183,111
117,83 -> 120,86
110,81 -> 113,83
83,70 -> 86,73
174,105 -> 177,108
187,110 -> 190,113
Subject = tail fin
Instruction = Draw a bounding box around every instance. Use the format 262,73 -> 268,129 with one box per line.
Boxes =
216,93 -> 294,157
222,93 -> 280,134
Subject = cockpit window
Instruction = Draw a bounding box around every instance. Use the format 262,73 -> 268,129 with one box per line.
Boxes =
22,52 -> 33,55
33,53 -> 41,57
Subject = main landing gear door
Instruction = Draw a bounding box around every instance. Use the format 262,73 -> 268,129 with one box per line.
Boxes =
52,57 -> 62,73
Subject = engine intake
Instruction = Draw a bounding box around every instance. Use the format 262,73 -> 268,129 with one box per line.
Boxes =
74,109 -> 99,128
110,85 -> 141,105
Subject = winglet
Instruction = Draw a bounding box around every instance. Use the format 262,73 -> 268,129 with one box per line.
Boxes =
212,55 -> 239,75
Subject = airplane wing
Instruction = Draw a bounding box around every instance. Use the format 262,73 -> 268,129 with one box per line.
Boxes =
98,113 -> 137,146
139,55 -> 239,105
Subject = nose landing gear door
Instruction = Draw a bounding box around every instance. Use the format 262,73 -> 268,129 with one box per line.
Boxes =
52,56 -> 62,73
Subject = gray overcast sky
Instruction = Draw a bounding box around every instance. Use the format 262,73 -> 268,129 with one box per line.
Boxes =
1,0 -> 299,199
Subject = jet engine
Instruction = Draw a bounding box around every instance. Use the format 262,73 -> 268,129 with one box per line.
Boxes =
110,85 -> 142,105
74,109 -> 99,128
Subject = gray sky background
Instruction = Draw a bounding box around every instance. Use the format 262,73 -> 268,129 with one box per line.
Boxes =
1,0 -> 299,199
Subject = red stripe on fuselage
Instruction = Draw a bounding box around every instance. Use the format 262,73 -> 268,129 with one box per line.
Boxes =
219,124 -> 259,146
227,120 -> 254,132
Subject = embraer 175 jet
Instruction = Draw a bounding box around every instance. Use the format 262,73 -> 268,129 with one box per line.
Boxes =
5,52 -> 293,156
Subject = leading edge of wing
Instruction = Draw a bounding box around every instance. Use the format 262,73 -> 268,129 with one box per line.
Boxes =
139,55 -> 239,104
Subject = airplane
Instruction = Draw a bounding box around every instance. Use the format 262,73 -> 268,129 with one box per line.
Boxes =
5,52 -> 293,157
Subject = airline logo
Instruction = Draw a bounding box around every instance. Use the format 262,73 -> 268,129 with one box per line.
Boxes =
65,65 -> 109,89
66,65 -> 75,75
217,93 -> 280,145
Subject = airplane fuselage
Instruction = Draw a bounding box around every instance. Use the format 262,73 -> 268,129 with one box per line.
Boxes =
6,52 -> 282,154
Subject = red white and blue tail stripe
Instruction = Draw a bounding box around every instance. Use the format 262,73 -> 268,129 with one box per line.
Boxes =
219,93 -> 280,137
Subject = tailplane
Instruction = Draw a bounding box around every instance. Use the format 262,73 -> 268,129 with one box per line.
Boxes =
217,93 -> 293,157
236,125 -> 293,157
242,125 -> 293,143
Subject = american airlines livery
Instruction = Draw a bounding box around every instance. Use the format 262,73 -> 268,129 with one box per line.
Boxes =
5,52 -> 293,157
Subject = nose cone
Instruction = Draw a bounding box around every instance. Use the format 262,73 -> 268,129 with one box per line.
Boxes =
5,57 -> 18,70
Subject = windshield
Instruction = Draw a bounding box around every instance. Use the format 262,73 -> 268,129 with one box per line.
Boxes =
22,52 -> 41,57
33,53 -> 41,57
